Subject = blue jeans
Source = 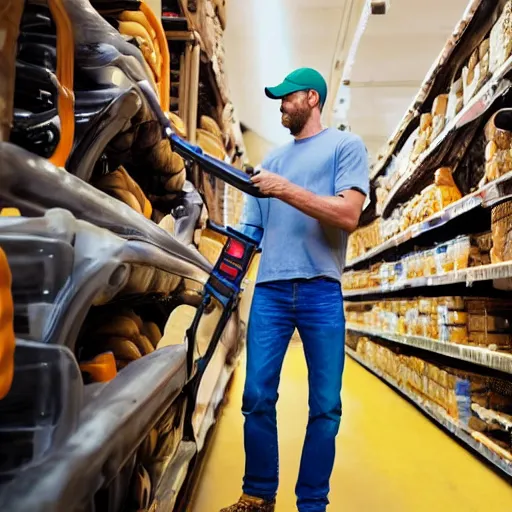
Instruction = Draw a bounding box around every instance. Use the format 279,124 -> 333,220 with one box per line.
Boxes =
242,278 -> 345,512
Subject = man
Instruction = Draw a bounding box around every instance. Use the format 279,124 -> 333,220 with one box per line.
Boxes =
221,68 -> 369,512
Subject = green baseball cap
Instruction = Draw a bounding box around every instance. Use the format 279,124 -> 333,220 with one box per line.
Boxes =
265,68 -> 328,108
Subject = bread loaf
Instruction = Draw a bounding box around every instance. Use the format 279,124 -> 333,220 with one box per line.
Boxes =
446,77 -> 464,122
200,115 -> 223,141
95,167 -> 153,219
439,311 -> 468,326
482,109 -> 512,187
169,112 -> 187,138
439,325 -> 468,344
411,114 -> 433,162
490,1 -> 512,74
491,200 -> 512,263
431,94 -> 449,141
398,168 -> 462,232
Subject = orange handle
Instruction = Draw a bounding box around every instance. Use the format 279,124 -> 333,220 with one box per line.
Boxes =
48,0 -> 75,168
140,1 -> 170,113
0,247 -> 15,399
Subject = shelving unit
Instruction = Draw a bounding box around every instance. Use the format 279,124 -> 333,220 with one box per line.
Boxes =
347,169 -> 512,269
380,59 -> 512,218
346,324 -> 512,374
346,0 -> 512,478
346,347 -> 512,477
369,0 -> 504,182
162,0 -> 246,228
344,260 -> 512,297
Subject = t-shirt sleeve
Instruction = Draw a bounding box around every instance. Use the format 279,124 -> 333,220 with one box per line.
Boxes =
237,152 -> 274,231
334,134 -> 370,197
239,194 -> 263,228
236,194 -> 264,242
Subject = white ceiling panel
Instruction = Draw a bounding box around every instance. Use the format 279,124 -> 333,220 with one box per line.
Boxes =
224,0 -> 357,148
225,0 -> 472,161
342,0 -> 470,161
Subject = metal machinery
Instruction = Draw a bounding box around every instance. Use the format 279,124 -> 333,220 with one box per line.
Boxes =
0,0 -> 259,510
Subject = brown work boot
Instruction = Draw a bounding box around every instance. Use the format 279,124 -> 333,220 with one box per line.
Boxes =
220,494 -> 276,512
0,0 -> 24,142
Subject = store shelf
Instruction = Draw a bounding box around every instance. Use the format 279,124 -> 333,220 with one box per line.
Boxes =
346,346 -> 512,478
344,260 -> 512,299
369,0 -> 485,182
346,324 -> 512,374
347,171 -> 512,268
177,0 -> 218,61
381,58 -> 512,219
472,404 -> 512,432
162,15 -> 189,32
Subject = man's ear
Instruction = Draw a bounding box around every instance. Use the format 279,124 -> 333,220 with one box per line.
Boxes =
308,90 -> 320,109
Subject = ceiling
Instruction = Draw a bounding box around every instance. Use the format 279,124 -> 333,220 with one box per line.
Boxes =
339,0 -> 470,159
223,0 -> 365,148
224,0 -> 470,161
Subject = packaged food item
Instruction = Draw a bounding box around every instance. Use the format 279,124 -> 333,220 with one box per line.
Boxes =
451,236 -> 472,271
440,325 -> 468,344
462,52 -> 481,105
446,77 -> 464,122
468,315 -> 511,333
468,232 -> 493,267
462,39 -> 490,105
424,252 -> 434,276
430,94 -> 449,141
489,1 -> 512,74
400,168 -> 463,234
405,305 -> 420,336
435,242 -> 451,274
411,113 -> 433,162
482,109 -> 512,188
419,299 -> 432,315
438,296 -> 465,311
474,231 -> 493,253
438,311 -> 468,326
347,219 -> 384,261
491,200 -> 512,263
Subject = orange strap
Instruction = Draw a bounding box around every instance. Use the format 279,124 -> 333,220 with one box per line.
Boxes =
140,1 -> 170,112
80,352 -> 117,382
0,247 -> 15,399
48,0 -> 75,168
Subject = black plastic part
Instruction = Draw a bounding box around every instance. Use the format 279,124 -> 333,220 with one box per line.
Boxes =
168,133 -> 266,198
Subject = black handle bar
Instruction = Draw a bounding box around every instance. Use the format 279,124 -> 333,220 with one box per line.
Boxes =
167,132 -> 266,198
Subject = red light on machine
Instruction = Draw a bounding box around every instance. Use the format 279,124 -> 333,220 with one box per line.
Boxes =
226,239 -> 245,259
219,262 -> 239,279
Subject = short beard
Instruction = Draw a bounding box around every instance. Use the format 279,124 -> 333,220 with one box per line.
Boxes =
281,107 -> 311,136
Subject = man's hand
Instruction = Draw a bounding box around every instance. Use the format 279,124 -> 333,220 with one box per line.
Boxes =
251,169 -> 289,198
249,167 -> 365,232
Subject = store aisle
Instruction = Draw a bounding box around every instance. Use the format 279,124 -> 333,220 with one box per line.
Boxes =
189,340 -> 512,512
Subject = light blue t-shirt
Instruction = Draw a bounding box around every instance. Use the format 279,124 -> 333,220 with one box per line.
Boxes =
239,128 -> 369,284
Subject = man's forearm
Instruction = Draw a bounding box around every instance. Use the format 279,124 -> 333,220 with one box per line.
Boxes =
277,182 -> 360,232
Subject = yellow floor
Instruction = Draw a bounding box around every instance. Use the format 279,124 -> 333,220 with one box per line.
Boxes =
189,342 -> 512,512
